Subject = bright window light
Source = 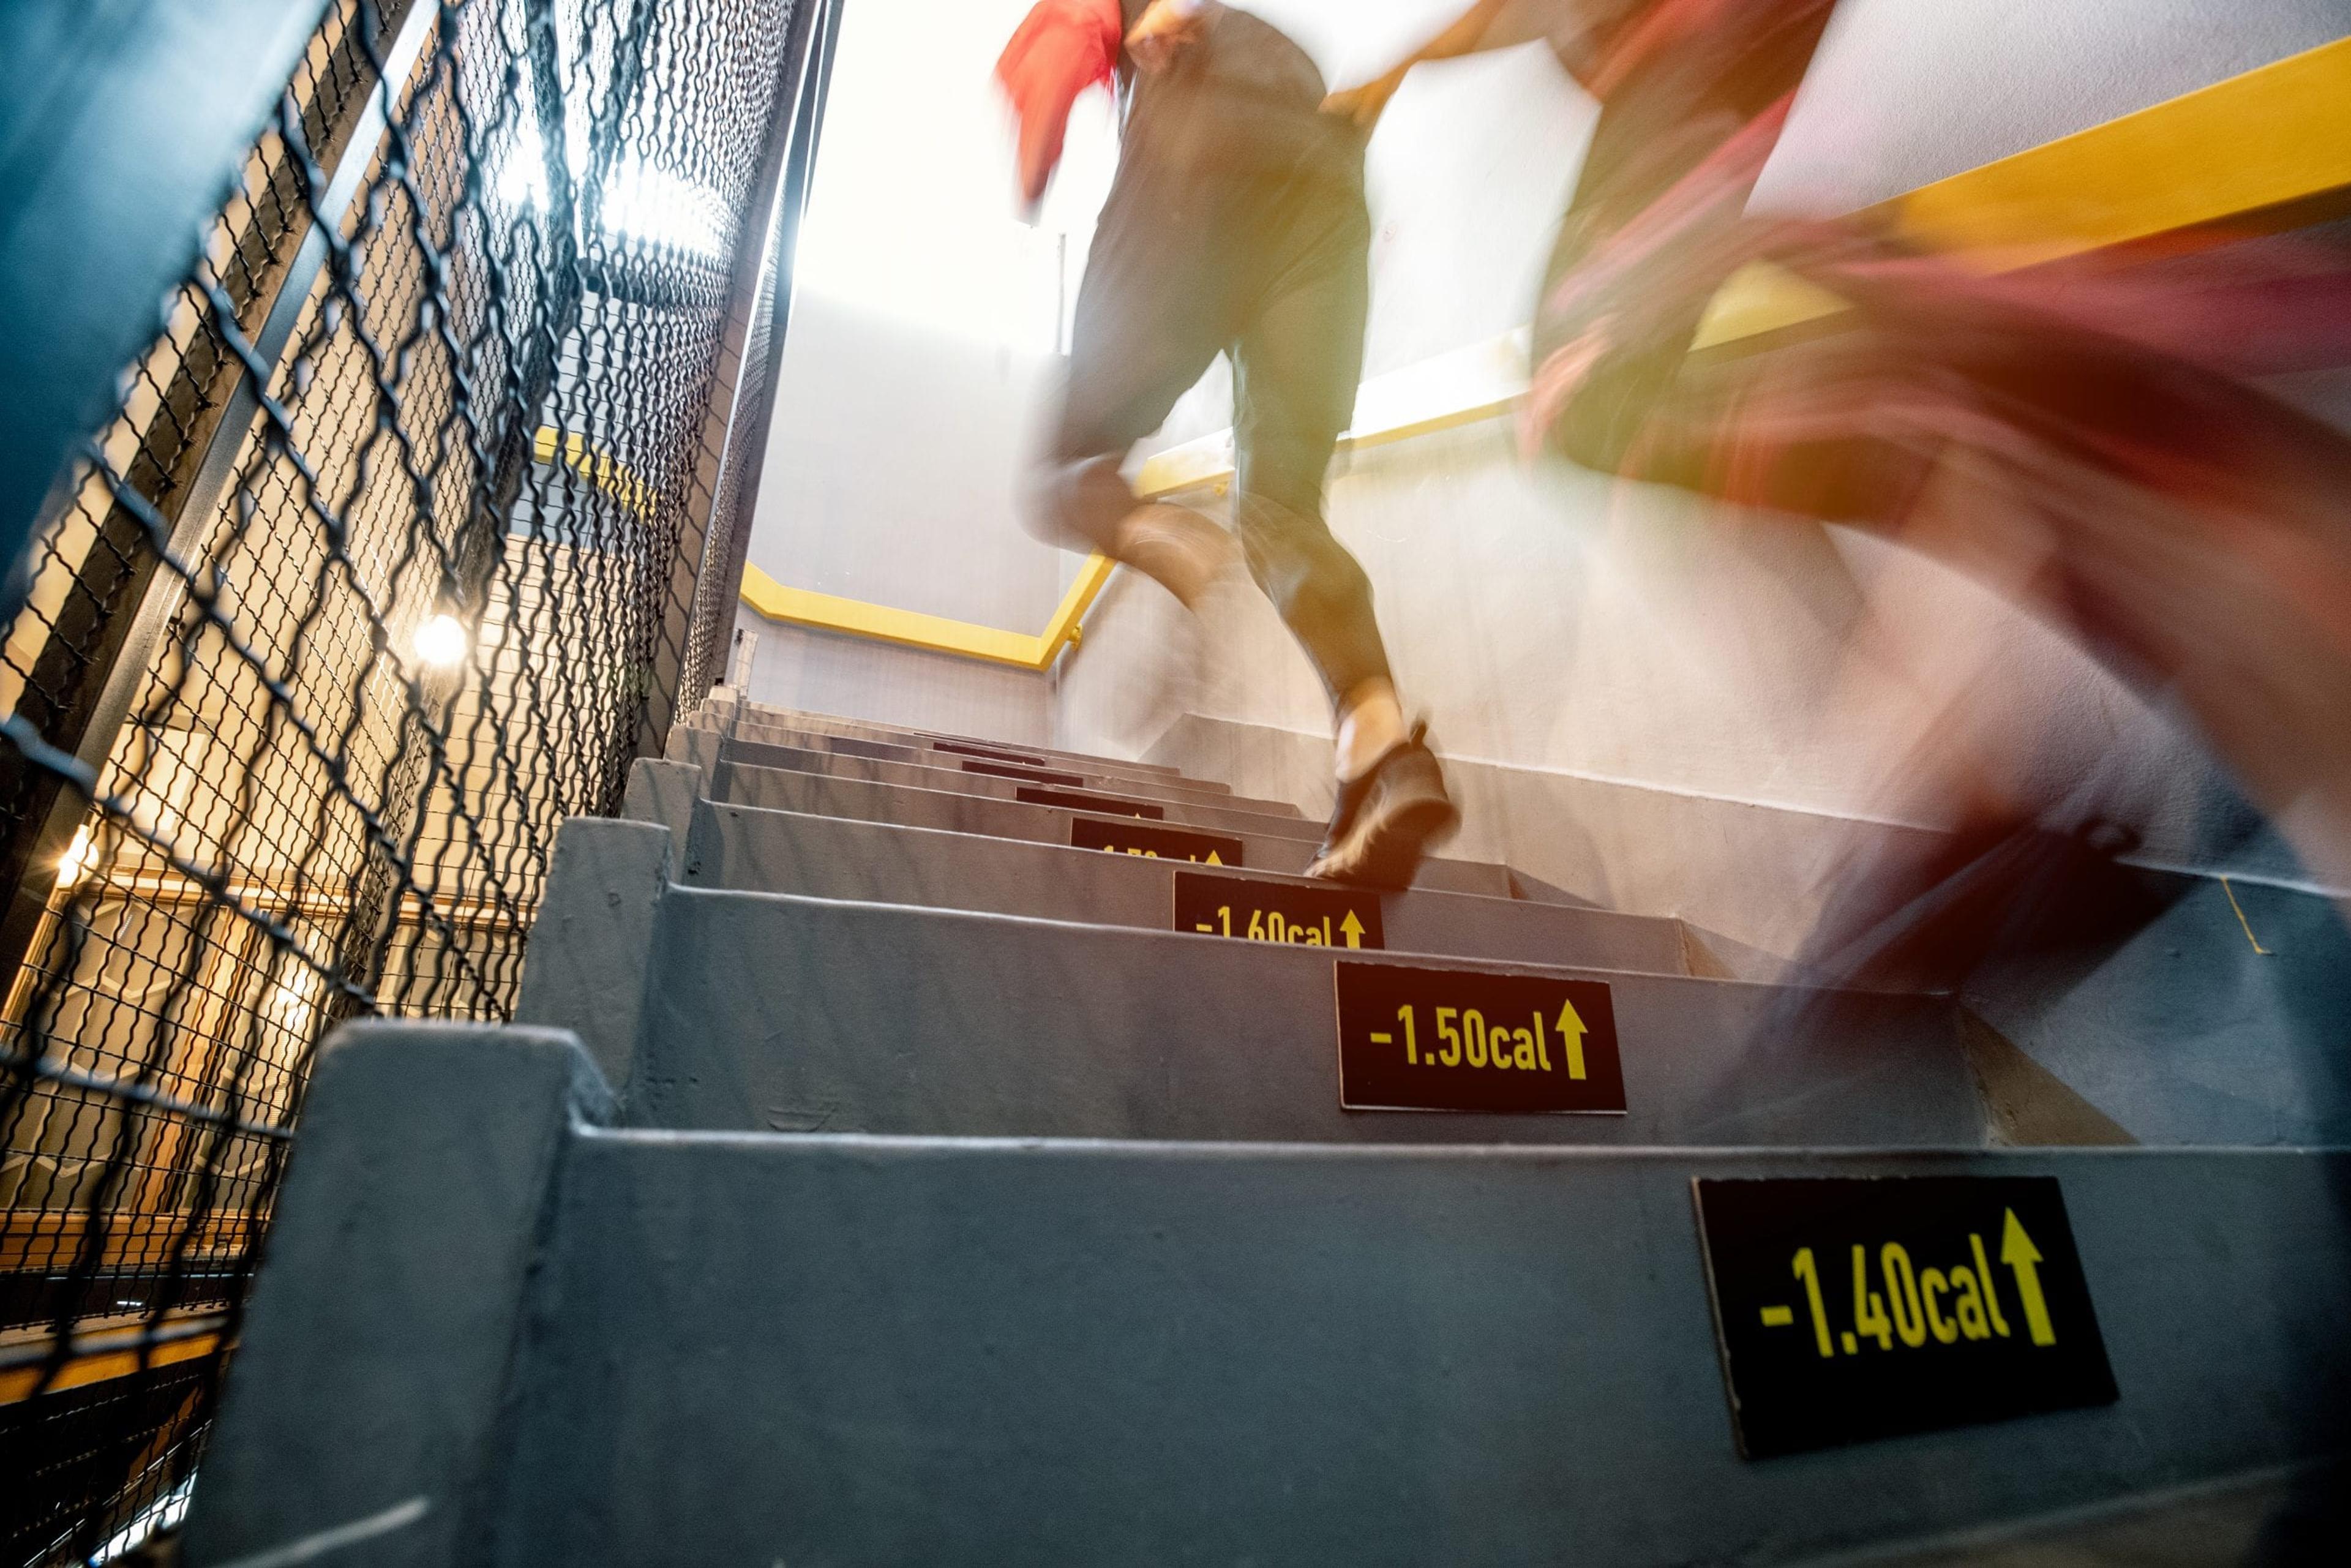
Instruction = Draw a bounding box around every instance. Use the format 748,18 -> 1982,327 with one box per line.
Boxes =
89,1474 -> 194,1564
57,823 -> 95,889
786,0 -> 1118,351
413,612 -> 470,668
497,122 -> 730,258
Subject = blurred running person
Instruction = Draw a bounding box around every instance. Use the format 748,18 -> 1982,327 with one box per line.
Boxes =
1333,0 -> 2351,936
998,0 -> 1459,888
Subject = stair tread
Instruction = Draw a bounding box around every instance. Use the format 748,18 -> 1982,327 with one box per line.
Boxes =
689,730 -> 1304,818
591,879 -> 1984,1146
703,758 -> 1511,896
187,1017 -> 2351,1568
678,795 -> 1684,972
683,719 -> 1236,797
695,702 -> 1193,779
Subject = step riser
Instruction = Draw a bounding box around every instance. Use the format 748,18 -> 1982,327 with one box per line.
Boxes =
680,796 -> 1689,973
707,761 -> 1513,896
696,731 -> 1305,820
620,883 -> 1982,1144
184,1026 -> 2351,1568
716,702 -> 1191,773
682,722 -> 1260,806
511,1141 -> 2349,1567
703,746 -> 1322,841
692,702 -> 1191,781
534,818 -> 1969,1147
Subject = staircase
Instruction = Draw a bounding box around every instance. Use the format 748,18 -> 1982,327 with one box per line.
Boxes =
180,700 -> 2351,1565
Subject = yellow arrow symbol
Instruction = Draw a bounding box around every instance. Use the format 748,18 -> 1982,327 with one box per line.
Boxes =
1556,998 -> 1588,1080
2000,1208 -> 2058,1346
1338,910 -> 1365,949
1204,851 -> 1223,865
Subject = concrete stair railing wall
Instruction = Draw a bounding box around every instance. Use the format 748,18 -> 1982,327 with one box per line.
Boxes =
179,705 -> 2351,1565
184,1025 -> 2351,1566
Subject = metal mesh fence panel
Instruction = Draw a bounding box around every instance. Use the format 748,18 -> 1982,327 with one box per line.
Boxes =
0,0 -> 820,1557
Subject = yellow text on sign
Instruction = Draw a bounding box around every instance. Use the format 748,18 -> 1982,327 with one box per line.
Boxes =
1760,1209 -> 2058,1358
1119,847 -> 1224,865
1194,905 -> 1367,948
1368,1000 -> 1587,1078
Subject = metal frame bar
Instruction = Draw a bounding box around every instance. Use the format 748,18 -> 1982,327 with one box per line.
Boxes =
639,0 -> 844,756
0,0 -> 441,1001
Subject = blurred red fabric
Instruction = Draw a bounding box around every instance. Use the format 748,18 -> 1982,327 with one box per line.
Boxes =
996,0 -> 1123,207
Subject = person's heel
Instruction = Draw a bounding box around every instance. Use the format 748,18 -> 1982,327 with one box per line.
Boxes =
1305,727 -> 1458,890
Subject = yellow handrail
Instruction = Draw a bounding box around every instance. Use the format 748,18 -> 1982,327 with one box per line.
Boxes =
740,552 -> 1115,672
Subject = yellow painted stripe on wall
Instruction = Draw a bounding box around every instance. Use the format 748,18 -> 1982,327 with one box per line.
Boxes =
1889,32 -> 2351,266
740,564 -> 1046,668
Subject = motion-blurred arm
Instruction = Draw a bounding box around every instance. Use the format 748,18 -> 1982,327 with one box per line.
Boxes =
995,0 -> 1125,218
1322,0 -> 1613,129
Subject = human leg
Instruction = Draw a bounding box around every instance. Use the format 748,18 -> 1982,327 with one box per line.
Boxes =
1026,184 -> 1237,606
1231,186 -> 1457,882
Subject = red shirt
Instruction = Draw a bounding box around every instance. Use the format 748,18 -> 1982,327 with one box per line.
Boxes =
995,0 -> 1123,208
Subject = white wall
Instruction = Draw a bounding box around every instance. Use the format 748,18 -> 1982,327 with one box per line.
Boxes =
736,0 -> 1120,735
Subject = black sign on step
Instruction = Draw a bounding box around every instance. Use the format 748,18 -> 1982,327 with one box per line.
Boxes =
962,759 -> 1086,787
1173,871 -> 1382,950
1021,787 -> 1164,820
1692,1176 -> 2117,1459
1333,960 -> 1624,1114
1071,817 -> 1243,866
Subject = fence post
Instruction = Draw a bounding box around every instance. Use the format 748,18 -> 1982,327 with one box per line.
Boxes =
638,0 -> 839,757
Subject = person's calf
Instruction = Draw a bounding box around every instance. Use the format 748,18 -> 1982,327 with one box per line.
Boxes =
1335,677 -> 1407,782
1027,456 -> 1235,610
1110,504 -> 1235,610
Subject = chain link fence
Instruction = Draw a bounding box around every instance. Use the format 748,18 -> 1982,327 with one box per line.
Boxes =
0,0 -> 830,1557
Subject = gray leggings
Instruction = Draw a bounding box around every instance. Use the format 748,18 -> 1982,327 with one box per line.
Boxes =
1035,166 -> 1392,707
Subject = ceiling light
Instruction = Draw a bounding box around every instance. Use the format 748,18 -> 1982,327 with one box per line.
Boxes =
414,613 -> 469,669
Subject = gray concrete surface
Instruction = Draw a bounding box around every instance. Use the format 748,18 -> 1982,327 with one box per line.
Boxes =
1814,1457 -> 2349,1568
513,816 -> 671,1096
496,818 -> 1984,1147
696,696 -> 1190,781
494,1137 -> 2349,1567
1957,863 -> 2351,1147
679,715 -> 1221,795
672,790 -> 1690,972
694,737 -> 1325,842
706,753 -> 1517,896
182,1023 -> 615,1568
185,1026 -> 2350,1568
705,730 -> 1307,818
678,718 -> 1266,808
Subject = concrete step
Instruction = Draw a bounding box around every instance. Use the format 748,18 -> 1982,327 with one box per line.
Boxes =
516,819 -> 1994,1146
1821,1459 -> 2347,1568
692,698 -> 1193,782
672,725 -> 1302,817
187,1023 -> 2351,1568
636,771 -> 1687,974
695,742 -> 1322,842
678,715 -> 1240,799
700,752 -> 1513,896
